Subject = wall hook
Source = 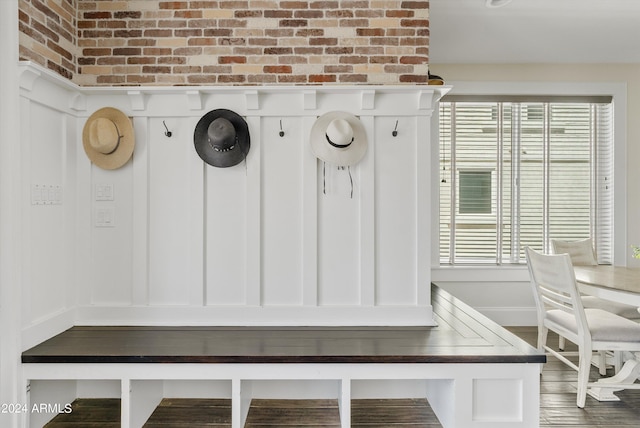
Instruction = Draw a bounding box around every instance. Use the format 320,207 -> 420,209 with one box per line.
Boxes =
392,120 -> 398,137
279,119 -> 285,137
163,120 -> 172,138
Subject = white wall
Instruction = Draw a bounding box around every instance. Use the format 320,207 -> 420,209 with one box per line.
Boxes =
428,64 -> 634,325
18,63 -> 448,346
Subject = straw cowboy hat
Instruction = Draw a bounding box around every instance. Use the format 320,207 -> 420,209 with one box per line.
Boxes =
82,107 -> 135,170
193,109 -> 251,168
310,111 -> 367,167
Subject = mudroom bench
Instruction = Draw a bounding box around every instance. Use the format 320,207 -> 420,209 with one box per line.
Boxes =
21,286 -> 544,428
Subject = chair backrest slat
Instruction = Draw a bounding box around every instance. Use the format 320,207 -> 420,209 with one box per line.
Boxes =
525,246 -> 590,341
551,238 -> 597,266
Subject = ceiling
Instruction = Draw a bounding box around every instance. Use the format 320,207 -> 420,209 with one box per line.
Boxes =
429,0 -> 640,64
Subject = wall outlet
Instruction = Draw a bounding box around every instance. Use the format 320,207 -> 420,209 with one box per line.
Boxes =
95,207 -> 115,227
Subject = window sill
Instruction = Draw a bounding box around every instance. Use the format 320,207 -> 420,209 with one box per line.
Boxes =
431,265 -> 530,283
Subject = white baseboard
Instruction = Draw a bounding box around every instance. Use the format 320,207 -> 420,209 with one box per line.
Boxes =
74,305 -> 437,327
22,308 -> 75,350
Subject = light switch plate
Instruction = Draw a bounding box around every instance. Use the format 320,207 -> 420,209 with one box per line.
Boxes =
95,184 -> 114,201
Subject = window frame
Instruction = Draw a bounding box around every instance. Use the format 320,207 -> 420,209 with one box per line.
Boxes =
431,81 -> 627,270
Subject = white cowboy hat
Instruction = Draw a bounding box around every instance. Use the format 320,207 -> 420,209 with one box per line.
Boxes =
194,109 -> 250,168
310,111 -> 367,167
82,107 -> 135,170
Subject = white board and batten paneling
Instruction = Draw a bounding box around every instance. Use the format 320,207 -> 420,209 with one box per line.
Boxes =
18,62 -> 450,335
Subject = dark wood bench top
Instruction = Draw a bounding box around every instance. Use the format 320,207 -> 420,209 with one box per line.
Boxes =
22,285 -> 545,365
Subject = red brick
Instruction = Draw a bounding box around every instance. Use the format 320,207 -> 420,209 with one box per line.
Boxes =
326,47 -> 353,55
400,74 -> 429,83
309,74 -> 336,83
113,47 -> 142,56
339,56 -> 367,64
280,19 -> 308,27
370,56 -> 397,64
189,38 -> 217,46
310,38 -> 338,46
175,29 -> 203,37
115,11 -> 142,19
236,10 -> 263,18
339,74 -> 367,83
400,37 -> 429,46
356,28 -> 384,37
143,65 -> 172,74
128,57 -> 156,65
278,75 -> 308,83
83,11 -> 111,19
97,57 -> 126,65
265,10 -> 293,18
219,56 -> 246,64
83,48 -> 112,56
327,10 -> 353,18
144,29 -> 173,37
115,30 -> 143,38
249,38 -> 278,46
295,10 -> 324,19
220,38 -> 247,46
159,2 -> 189,9
264,47 -> 294,55
324,65 -> 352,73
400,55 -> 427,64
175,10 -> 203,18
204,29 -> 233,37
264,65 -> 292,73
401,19 -> 428,27
387,10 -> 414,18
128,75 -> 157,83
401,1 -> 429,8
218,74 -> 246,83
296,29 -> 324,37
248,74 -> 277,84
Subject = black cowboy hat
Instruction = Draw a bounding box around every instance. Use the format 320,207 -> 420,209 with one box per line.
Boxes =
194,109 -> 250,168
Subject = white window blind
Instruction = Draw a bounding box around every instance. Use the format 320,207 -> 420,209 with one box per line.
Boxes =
439,99 -> 613,265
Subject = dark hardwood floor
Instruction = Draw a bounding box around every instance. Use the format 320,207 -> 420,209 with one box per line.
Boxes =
508,326 -> 640,428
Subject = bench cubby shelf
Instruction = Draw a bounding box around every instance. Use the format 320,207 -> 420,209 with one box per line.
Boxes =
22,287 -> 545,428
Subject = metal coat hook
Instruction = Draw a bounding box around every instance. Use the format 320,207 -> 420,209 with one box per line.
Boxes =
163,120 -> 172,138
279,119 -> 285,137
392,120 -> 398,137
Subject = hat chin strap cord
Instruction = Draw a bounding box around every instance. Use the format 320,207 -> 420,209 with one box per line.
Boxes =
323,162 -> 353,199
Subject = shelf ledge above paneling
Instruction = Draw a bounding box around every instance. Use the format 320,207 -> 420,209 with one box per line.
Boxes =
18,62 -> 451,117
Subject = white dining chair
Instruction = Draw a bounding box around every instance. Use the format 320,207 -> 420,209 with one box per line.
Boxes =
551,238 -> 640,374
525,246 -> 640,408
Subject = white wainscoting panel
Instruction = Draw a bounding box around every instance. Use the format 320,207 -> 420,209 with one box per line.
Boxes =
261,116 -> 304,306
18,62 -> 450,328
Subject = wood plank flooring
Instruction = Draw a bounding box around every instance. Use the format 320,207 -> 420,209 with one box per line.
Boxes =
42,328 -> 640,427
508,326 -> 640,428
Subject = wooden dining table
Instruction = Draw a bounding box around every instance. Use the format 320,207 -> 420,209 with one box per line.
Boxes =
573,265 -> 640,401
574,264 -> 640,308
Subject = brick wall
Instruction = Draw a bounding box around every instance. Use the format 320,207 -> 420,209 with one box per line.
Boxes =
19,0 -> 77,80
19,0 -> 430,86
